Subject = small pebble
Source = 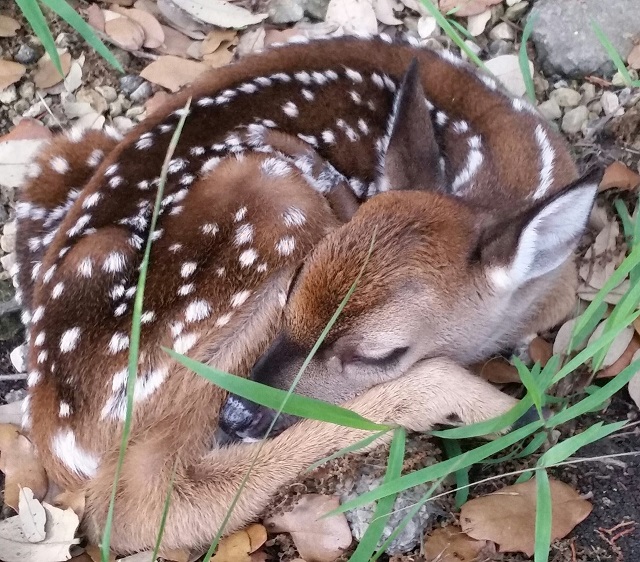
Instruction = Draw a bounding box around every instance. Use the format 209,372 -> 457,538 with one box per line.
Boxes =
14,43 -> 38,65
561,105 -> 589,134
550,87 -> 581,107
126,106 -> 145,119
588,100 -> 603,115
113,116 -> 135,133
600,91 -> 620,115
95,85 -> 118,103
417,16 -> 439,39
14,99 -> 29,115
487,39 -> 513,57
130,81 -> 153,103
461,39 -> 482,61
505,1 -> 529,20
76,88 -> 108,115
119,74 -> 145,94
109,99 -> 124,117
18,81 -> 35,101
467,9 -> 491,37
538,99 -> 562,121
580,83 -> 596,104
10,344 -> 26,373
489,22 -> 516,42
0,86 -> 18,104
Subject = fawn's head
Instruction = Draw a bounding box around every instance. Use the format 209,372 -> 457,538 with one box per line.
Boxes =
220,60 -> 599,440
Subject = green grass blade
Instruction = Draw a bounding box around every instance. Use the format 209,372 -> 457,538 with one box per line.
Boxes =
165,351 -> 389,431
534,470 -> 552,562
483,431 -> 549,465
306,429 -> 390,472
41,0 -> 123,72
15,0 -> 63,75
547,358 -> 640,427
442,439 -> 469,507
100,98 -> 192,562
327,420 -> 543,516
418,0 -> 489,72
539,421 -> 626,468
513,356 -> 544,416
431,395 -> 533,439
448,18 -> 475,42
349,428 -> 406,562
519,14 -> 537,102
569,302 -> 608,354
591,22 -> 640,87
615,199 -> 634,242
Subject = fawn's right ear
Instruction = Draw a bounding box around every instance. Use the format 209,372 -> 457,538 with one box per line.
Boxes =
377,58 -> 445,193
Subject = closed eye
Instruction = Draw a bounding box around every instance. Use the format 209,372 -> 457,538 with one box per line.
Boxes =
351,346 -> 409,366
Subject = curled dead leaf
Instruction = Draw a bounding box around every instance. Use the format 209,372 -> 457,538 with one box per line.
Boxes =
473,356 -> 520,384
1,119 -> 52,142
0,14 -> 21,37
33,51 -> 72,89
597,333 -> 640,379
460,478 -> 592,556
111,6 -> 165,48
0,60 -> 27,91
18,488 -> 46,543
105,15 -> 146,51
157,25 -> 198,58
212,524 -> 267,562
424,525 -> 495,562
587,322 -> 634,369
140,55 -> 210,91
85,4 -> 106,32
528,337 -> 553,367
0,424 -> 48,511
264,494 -> 352,562
201,29 -> 238,55
599,161 -> 640,192
627,43 -> 640,70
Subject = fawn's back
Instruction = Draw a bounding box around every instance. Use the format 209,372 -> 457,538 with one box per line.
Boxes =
14,36 -> 596,485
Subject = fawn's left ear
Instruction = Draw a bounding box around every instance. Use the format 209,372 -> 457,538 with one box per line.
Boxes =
377,58 -> 445,193
482,168 -> 601,290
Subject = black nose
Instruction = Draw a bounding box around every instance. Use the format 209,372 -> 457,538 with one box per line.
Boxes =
219,395 -> 273,441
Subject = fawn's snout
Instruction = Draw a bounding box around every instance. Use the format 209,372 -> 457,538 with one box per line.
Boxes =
219,395 -> 298,441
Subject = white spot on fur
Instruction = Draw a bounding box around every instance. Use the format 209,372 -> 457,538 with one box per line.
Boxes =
178,283 -> 194,296
371,72 -> 384,89
261,158 -> 291,177
141,311 -> 155,323
32,306 -> 45,323
169,243 -> 182,253
59,402 -> 71,417
276,236 -> 296,256
136,133 -> 154,150
37,350 -> 48,364
201,223 -> 219,235
215,312 -> 233,327
234,206 -> 247,222
532,124 -> 555,200
283,101 -> 299,118
168,158 -> 188,174
52,282 -> 64,299
35,331 -> 45,346
87,149 -> 104,167
239,248 -> 258,267
321,129 -> 336,144
239,83 -> 258,94
170,321 -> 184,338
295,71 -> 311,84
230,290 -> 251,308
451,135 -> 484,192
108,332 -> 129,354
103,252 -> 126,273
234,223 -> 254,246
174,332 -> 199,354
67,213 -> 92,236
114,303 -> 128,317
185,299 -> 211,322
51,428 -> 99,478
345,68 -> 363,83
50,156 -> 69,174
297,134 -> 318,146
108,176 -> 124,189
28,370 -> 41,386
78,257 -> 93,278
301,89 -> 315,101
105,163 -> 119,177
83,192 -> 102,209
197,97 -> 214,107
60,327 -> 81,353
181,262 -> 197,278
282,207 -> 306,227
452,120 -> 469,134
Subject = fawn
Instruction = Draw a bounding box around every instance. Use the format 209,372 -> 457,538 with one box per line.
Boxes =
13,35 -> 598,554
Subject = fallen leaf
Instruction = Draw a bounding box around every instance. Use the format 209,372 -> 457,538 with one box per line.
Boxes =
18,488 -> 46,543
0,137 -> 49,189
64,60 -> 83,93
0,14 -> 21,37
326,0 -> 378,35
0,119 -> 52,142
236,28 -> 266,57
424,525 -> 494,562
140,55 -> 209,92
628,349 -> 640,408
157,25 -> 198,58
33,51 -> 72,89
597,333 -> 640,378
578,279 -> 630,305
0,501 -> 80,562
54,490 -> 86,521
212,524 -> 267,562
373,0 -> 403,25
170,0 -> 268,28
467,9 -> 491,37
439,0 -> 502,17
628,43 -> 640,70
529,337 -> 553,367
460,478 -> 592,556
264,495 -> 352,562
579,218 -> 625,290
105,15 -> 146,51
0,424 -> 48,511
0,400 -> 24,426
201,29 -> 237,55
473,357 -> 520,384
587,322 -> 634,369
0,60 -> 26,90
599,161 -> 640,192
202,46 -> 235,68
85,4 -> 106,32
484,54 -> 533,97
111,6 -> 165,48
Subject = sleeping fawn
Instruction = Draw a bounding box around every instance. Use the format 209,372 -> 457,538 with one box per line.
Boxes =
13,35 -> 598,554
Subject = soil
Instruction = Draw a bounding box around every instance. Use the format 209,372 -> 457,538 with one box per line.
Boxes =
0,2 -> 639,562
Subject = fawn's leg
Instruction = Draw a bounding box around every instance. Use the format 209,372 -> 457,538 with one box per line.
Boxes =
82,358 -> 517,554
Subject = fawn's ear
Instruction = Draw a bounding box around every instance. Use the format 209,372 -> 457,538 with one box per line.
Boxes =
377,58 -> 445,193
482,169 -> 601,290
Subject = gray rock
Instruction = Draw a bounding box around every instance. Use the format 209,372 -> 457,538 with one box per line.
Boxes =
489,22 -> 516,42
505,1 -> 529,21
14,43 -> 38,65
561,105 -> 589,134
130,82 -> 153,103
580,83 -> 597,105
487,39 -> 513,58
269,0 -> 329,23
119,74 -> 145,95
600,91 -> 620,115
96,85 -> 118,103
76,88 -> 108,115
0,86 -> 18,105
13,99 -> 29,115
18,81 -> 35,102
538,99 -> 562,121
549,87 -> 581,108
530,0 -> 640,78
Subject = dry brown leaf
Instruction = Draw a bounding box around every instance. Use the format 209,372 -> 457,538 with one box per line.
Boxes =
1,119 -> 52,142
424,525 -> 494,562
201,29 -> 237,55
460,478 -> 592,556
140,55 -> 209,92
54,490 -> 86,521
439,0 -> 501,17
0,14 -> 21,37
627,43 -> 640,70
0,60 -> 26,90
211,524 -> 267,562
18,488 -> 46,543
0,501 -> 80,562
202,47 -> 235,68
86,4 -> 106,32
628,349 -> 640,408
33,51 -> 72,89
597,333 -> 640,378
170,0 -> 268,28
105,15 -> 146,51
599,161 -> 640,192
264,495 -> 352,562
529,337 -> 553,367
111,6 -> 165,48
587,322 -> 634,368
157,25 -> 199,58
473,357 -> 520,384
0,424 -> 48,511
326,0 -> 378,35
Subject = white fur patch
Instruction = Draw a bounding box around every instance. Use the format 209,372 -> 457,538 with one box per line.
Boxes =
51,428 -> 99,478
185,299 -> 211,322
532,124 -> 555,200
60,327 -> 81,353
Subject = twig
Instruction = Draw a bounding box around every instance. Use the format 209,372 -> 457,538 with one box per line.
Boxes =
0,373 -> 27,381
